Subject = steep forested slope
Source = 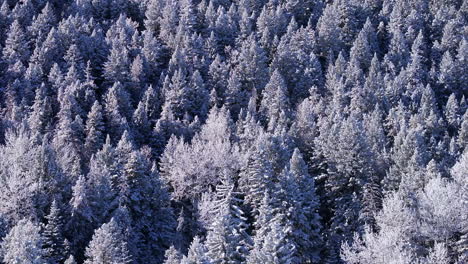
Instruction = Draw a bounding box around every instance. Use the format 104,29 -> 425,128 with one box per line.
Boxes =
0,0 -> 466,263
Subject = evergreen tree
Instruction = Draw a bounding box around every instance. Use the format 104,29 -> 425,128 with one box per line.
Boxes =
452,150 -> 468,260
119,150 -> 176,263
445,93 -> 460,131
141,30 -> 166,82
316,3 -> 342,57
43,200 -> 67,264
247,194 -> 296,264
84,218 -> 132,264
238,135 -> 275,215
28,3 -> 56,46
340,193 -> 419,264
458,111 -> 468,150
179,0 -> 198,33
205,171 -> 251,264
288,149 -> 323,263
406,31 -> 428,87
384,28 -> 410,75
162,69 -> 192,120
207,55 -> 230,105
316,114 -> 377,263
159,0 -> 179,48
456,39 -> 468,94
270,26 -> 322,105
438,50 -> 459,97
103,43 -> 130,86
0,128 -> 49,224
28,84 -> 54,142
349,23 -> 373,72
103,82 -> 132,141
425,243 -> 450,264
225,71 -> 245,120
145,0 -> 164,34
259,70 -> 290,127
164,246 -> 183,264
1,219 -> 45,264
69,135 -> 120,253
131,101 -> 151,145
187,70 -> 209,121
141,84 -> 162,122
84,101 -> 105,160
2,20 -> 30,67
0,1 -> 463,263
233,35 -> 269,96
181,236 -> 211,264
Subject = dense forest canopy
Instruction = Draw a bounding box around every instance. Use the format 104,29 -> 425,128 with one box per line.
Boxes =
0,0 -> 466,263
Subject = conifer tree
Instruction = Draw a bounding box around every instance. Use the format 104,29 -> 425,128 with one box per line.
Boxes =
288,149 -> 323,263
316,3 -> 343,58
43,200 -> 67,264
340,193 -> 419,264
164,246 -> 183,264
225,71 -> 245,120
406,31 -> 428,87
103,43 -> 130,86
445,93 -> 460,131
233,35 -> 269,95
247,194 -> 296,264
159,0 -> 179,47
239,135 -> 275,215
384,28 -> 410,74
179,0 -> 198,34
104,82 -> 132,141
162,69 -> 192,120
207,55 -> 229,103
119,150 -> 176,263
458,111 -> 468,150
28,84 -> 53,142
28,3 -> 56,46
205,171 -> 251,264
0,1 -> 464,263
145,0 -> 163,34
0,128 -> 49,224
84,101 -> 105,160
187,70 -> 209,121
84,218 -> 132,264
2,20 -> 30,67
350,24 -> 373,72
131,101 -> 151,145
141,30 -> 166,82
180,236 -> 211,264
259,70 -> 290,127
1,219 -> 45,264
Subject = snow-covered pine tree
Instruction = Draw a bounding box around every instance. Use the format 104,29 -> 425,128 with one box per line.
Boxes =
118,150 -> 176,263
84,218 -> 132,264
84,101 -> 105,160
1,219 -> 45,264
247,193 -> 296,264
43,200 -> 67,263
181,236 -> 211,264
163,246 -> 183,264
204,170 -> 251,264
288,149 -> 323,263
259,70 -> 290,128
2,20 -> 30,67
